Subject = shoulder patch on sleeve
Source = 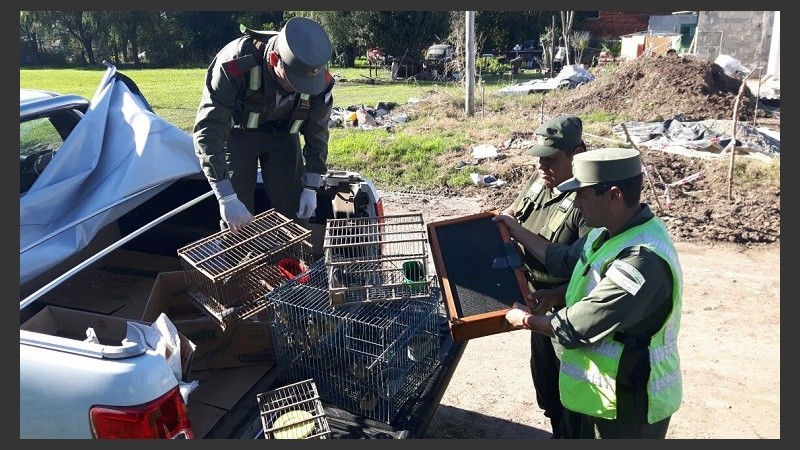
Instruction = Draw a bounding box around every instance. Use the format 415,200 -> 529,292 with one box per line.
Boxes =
605,259 -> 645,295
221,54 -> 257,79
323,70 -> 334,104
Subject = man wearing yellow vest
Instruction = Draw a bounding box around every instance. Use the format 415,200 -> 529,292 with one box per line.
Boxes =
494,147 -> 683,438
498,115 -> 591,438
193,17 -> 334,233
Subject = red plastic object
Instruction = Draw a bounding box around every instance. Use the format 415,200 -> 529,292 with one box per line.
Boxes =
277,258 -> 310,284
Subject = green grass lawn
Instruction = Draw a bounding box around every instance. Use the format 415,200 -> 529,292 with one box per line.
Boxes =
19,62 -> 549,190
20,62 -> 543,130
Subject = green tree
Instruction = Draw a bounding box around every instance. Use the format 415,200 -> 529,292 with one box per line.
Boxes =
20,11 -> 47,65
105,11 -> 149,66
38,11 -> 105,65
137,12 -> 189,67
287,11 -> 373,67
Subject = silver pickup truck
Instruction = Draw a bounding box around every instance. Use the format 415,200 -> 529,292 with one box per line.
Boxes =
20,64 -> 465,439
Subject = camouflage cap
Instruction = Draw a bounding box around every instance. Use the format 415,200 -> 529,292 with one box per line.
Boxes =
527,115 -> 583,157
276,17 -> 332,96
557,147 -> 642,192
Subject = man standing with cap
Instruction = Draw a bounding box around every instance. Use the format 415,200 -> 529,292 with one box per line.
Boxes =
498,114 -> 590,438
193,16 -> 334,232
495,148 -> 683,439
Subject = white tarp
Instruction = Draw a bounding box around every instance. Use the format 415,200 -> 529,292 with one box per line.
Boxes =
20,66 -> 201,285
498,64 -> 595,96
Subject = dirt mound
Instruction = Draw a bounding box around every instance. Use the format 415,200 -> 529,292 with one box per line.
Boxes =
464,146 -> 779,246
484,56 -> 779,246
544,55 -> 759,122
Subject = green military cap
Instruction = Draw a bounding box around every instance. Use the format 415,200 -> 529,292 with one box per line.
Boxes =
276,17 -> 332,96
557,147 -> 642,192
527,115 -> 583,157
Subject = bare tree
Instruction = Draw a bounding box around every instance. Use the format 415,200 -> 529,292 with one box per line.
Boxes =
560,11 -> 574,66
539,23 -> 556,74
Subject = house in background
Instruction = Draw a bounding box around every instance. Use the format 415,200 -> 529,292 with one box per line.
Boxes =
619,31 -> 682,60
649,11 -> 698,51
616,12 -> 697,60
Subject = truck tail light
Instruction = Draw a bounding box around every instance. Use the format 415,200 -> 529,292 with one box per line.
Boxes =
90,386 -> 194,439
374,197 -> 385,219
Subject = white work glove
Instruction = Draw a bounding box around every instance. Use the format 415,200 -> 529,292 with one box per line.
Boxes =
296,188 -> 318,220
218,194 -> 254,233
505,302 -> 532,329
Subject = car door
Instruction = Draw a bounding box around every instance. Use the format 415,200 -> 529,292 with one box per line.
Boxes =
20,93 -> 88,194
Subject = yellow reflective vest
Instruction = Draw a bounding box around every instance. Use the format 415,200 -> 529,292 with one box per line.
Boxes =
559,217 -> 683,423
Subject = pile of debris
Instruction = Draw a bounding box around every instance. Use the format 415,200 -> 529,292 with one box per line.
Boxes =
543,54 -> 760,122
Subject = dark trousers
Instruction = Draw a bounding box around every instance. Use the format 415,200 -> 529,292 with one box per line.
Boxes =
559,386 -> 671,438
530,331 -> 564,438
225,130 -> 304,220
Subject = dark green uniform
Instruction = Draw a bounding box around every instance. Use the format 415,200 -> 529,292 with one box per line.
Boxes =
544,205 -> 675,438
509,170 -> 589,438
193,32 -> 334,219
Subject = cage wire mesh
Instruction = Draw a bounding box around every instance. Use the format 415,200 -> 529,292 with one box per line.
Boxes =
265,259 -> 441,424
257,378 -> 331,439
177,209 -> 312,330
323,213 -> 431,306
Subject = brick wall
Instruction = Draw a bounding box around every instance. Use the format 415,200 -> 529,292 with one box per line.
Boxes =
584,11 -> 670,39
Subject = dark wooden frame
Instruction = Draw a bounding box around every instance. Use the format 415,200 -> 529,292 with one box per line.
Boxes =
427,211 -> 531,341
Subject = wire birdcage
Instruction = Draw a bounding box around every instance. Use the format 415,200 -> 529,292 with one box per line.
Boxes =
265,259 -> 441,424
177,209 -> 312,329
257,378 -> 331,439
323,213 -> 431,306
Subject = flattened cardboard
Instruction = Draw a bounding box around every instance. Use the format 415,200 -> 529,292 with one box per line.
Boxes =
143,271 -> 275,370
188,364 -> 274,410
38,269 -> 151,315
35,249 -> 175,318
102,249 -> 181,277
427,211 -> 531,341
186,400 -> 226,439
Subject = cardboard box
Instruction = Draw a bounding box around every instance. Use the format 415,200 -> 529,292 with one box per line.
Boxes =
22,305 -> 194,380
143,271 -> 274,371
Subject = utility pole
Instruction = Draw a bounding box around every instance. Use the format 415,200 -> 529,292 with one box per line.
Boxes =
550,15 -> 556,76
465,11 -> 475,117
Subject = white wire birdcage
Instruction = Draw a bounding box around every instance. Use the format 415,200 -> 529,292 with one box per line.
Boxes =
265,259 -> 441,424
323,213 -> 431,306
257,378 -> 331,439
177,209 -> 312,329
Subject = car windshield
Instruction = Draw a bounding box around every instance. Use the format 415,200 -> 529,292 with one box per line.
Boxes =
20,110 -> 70,194
20,118 -> 63,159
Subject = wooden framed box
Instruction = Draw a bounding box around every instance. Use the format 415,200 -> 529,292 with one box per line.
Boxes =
427,211 -> 531,341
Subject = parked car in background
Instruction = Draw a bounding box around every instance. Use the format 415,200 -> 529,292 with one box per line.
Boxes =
20,63 -> 465,439
421,44 -> 455,80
